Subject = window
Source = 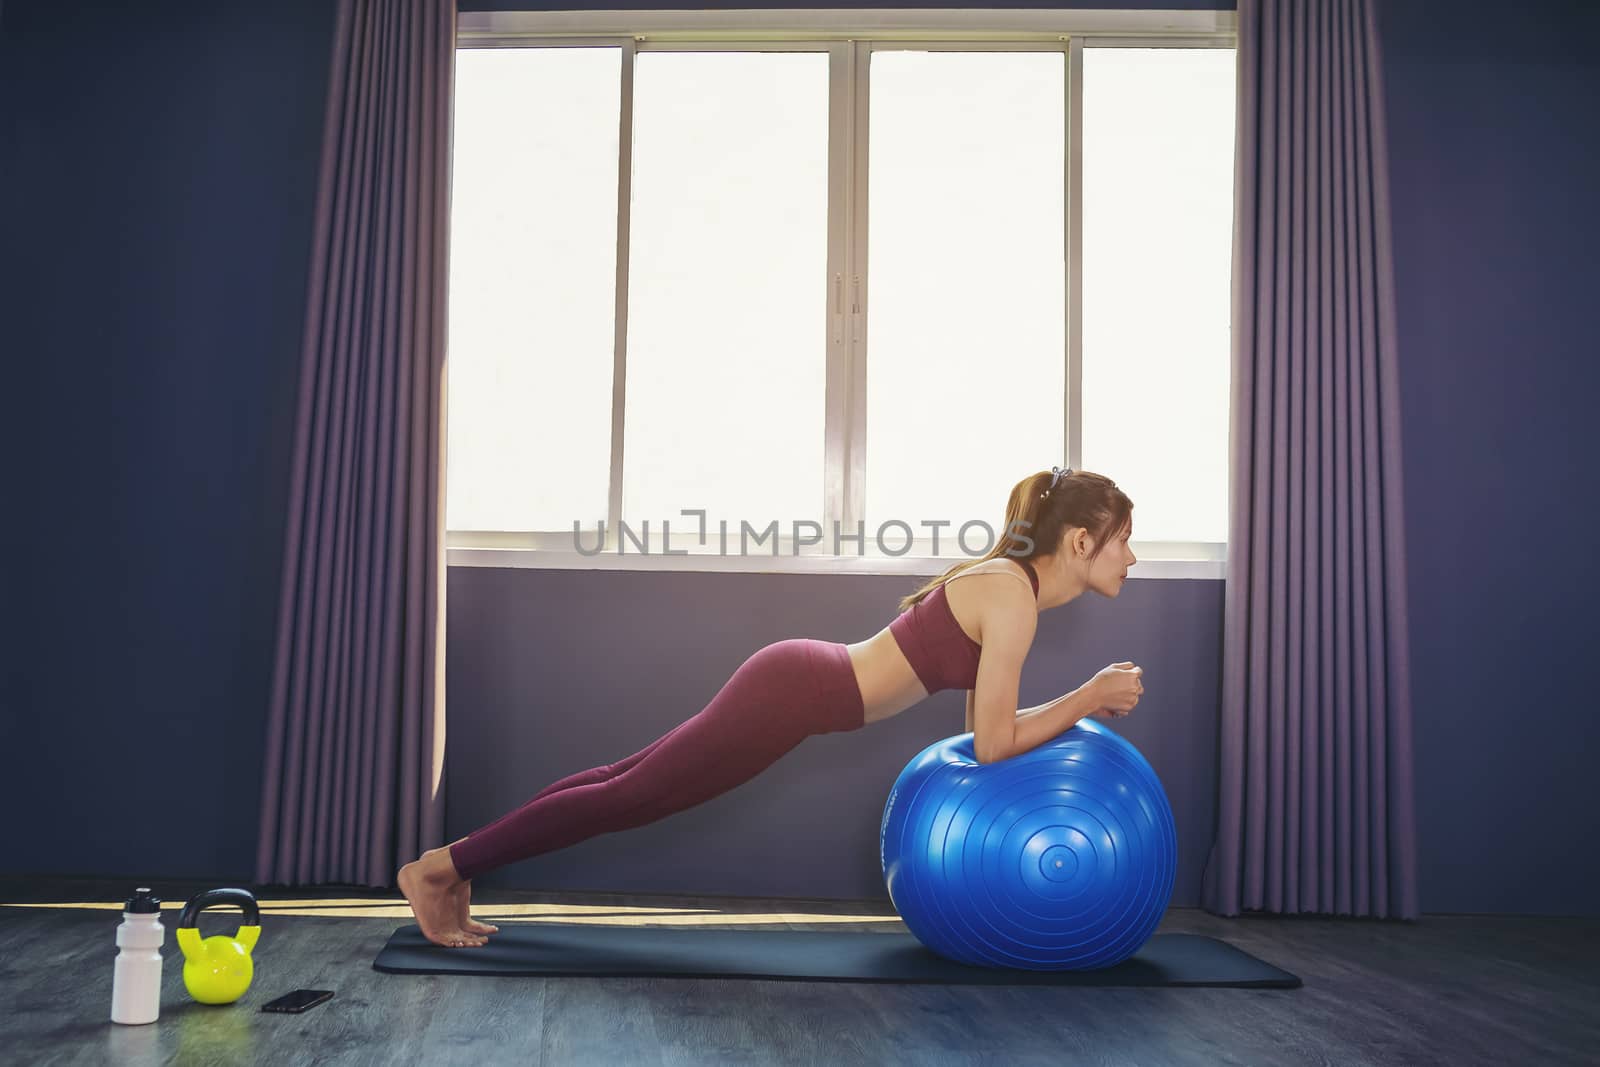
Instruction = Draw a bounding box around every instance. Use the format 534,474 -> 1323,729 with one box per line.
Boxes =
446,9 -> 1236,577
1081,46 -> 1235,547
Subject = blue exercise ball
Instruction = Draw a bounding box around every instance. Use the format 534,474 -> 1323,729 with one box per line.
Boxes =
880,718 -> 1176,971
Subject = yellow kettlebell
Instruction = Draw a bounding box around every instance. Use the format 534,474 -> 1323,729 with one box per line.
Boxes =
176,888 -> 261,1005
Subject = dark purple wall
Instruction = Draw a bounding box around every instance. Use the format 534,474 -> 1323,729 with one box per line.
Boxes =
0,0 -> 335,878
4,0 -> 1596,916
1379,0 -> 1599,916
460,1 -> 1234,10
445,568 -> 1223,901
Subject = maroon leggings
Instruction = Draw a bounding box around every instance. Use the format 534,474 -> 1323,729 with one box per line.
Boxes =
447,638 -> 866,882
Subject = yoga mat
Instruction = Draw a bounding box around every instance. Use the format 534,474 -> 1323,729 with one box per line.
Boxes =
374,924 -> 1301,988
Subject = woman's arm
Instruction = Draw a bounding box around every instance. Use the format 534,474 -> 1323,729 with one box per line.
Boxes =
969,583 -> 1037,764
976,684 -> 1098,764
1007,685 -> 1098,756
972,684 -> 1100,735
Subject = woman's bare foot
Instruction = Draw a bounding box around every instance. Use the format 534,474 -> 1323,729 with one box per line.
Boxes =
397,846 -> 485,948
451,879 -> 499,936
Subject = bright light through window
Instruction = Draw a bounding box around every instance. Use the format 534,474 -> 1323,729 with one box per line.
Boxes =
445,47 -> 622,533
443,40 -> 1236,557
622,52 -> 830,534
865,50 -> 1067,540
1082,47 -> 1235,544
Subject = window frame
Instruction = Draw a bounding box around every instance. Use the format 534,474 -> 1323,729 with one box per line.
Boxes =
450,8 -> 1237,580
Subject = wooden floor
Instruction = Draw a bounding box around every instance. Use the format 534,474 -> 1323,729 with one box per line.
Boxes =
1,876 -> 1595,1066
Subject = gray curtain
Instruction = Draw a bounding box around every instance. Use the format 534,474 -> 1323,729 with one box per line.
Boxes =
256,0 -> 455,887
1202,0 -> 1418,918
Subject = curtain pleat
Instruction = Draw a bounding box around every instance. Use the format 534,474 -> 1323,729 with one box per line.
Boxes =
256,0 -> 454,888
1203,0 -> 1418,918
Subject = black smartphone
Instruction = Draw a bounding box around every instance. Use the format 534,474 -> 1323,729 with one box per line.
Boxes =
260,989 -> 335,1014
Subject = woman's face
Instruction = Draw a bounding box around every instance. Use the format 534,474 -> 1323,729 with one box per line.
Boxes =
1077,520 -> 1137,598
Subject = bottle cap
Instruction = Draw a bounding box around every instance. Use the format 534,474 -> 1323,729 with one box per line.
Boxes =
124,887 -> 161,914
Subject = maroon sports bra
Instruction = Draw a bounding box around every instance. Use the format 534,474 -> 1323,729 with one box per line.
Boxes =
888,558 -> 1039,694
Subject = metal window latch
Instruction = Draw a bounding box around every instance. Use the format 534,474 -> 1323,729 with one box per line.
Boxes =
833,272 -> 844,345
833,273 -> 863,345
852,274 -> 861,342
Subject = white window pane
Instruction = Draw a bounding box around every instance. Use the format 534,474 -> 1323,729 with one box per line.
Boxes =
622,52 -> 829,533
1082,47 -> 1235,544
445,47 -> 621,533
865,51 -> 1066,541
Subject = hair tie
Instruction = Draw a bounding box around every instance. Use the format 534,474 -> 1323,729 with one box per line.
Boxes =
1040,465 -> 1073,498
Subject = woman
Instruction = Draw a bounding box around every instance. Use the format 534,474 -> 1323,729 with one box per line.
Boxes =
398,467 -> 1146,948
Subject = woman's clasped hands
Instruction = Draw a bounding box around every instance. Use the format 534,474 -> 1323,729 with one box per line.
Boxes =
1087,661 -> 1144,721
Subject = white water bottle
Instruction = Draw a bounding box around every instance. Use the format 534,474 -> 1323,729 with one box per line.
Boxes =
111,887 -> 164,1025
